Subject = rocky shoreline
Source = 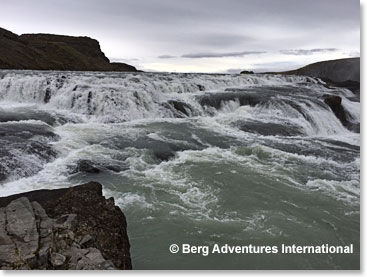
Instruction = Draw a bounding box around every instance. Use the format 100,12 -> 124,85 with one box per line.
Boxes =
0,182 -> 131,270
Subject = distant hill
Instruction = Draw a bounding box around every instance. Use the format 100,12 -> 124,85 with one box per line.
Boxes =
274,57 -> 360,83
0,27 -> 138,72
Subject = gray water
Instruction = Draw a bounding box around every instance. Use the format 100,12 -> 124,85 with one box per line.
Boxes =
0,71 -> 360,269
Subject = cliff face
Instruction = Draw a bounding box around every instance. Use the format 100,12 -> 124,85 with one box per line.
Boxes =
0,182 -> 132,270
0,27 -> 137,72
282,58 -> 360,82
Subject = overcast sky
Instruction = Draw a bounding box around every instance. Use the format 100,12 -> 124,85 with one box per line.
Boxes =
1,0 -> 360,73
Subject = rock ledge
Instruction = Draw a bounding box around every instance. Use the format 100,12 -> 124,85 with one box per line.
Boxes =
0,182 -> 131,270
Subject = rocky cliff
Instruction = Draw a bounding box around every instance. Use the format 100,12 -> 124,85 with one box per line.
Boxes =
0,27 -> 137,72
281,57 -> 360,83
0,182 -> 132,270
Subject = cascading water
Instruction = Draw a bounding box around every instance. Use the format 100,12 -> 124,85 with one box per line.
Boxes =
0,71 -> 326,122
0,70 -> 360,269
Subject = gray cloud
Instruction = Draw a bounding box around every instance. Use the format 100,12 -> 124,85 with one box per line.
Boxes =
158,50 -> 266,59
158,55 -> 176,59
251,61 -> 303,73
279,48 -> 339,56
181,51 -> 267,59
185,33 -> 253,48
1,0 -> 360,72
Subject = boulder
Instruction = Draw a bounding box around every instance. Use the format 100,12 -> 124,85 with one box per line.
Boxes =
50,253 -> 66,268
6,197 -> 39,267
322,95 -> 358,132
71,160 -> 100,174
70,160 -> 129,174
236,120 -> 303,136
197,84 -> 206,91
0,208 -> 19,266
0,198 -> 42,268
324,95 -> 342,107
167,100 -> 192,117
153,149 -> 176,162
323,95 -> 347,124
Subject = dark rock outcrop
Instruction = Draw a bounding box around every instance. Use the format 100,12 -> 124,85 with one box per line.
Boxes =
320,78 -> 360,96
235,120 -> 303,137
197,84 -> 206,91
240,70 -> 254,74
323,95 -> 347,124
0,27 -> 138,72
0,182 -> 132,270
153,149 -> 176,162
71,160 -> 101,174
69,160 -> 129,174
167,100 -> 192,117
323,95 -> 359,132
278,58 -> 360,83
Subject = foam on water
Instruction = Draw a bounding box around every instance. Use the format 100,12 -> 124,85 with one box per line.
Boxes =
306,179 -> 359,202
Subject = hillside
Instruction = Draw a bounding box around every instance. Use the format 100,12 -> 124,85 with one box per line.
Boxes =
279,57 -> 360,83
0,27 -> 137,72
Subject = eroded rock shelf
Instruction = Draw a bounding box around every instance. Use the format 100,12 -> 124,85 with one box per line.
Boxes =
0,182 -> 131,270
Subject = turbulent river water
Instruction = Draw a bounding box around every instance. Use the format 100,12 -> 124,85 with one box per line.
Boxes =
0,70 -> 360,269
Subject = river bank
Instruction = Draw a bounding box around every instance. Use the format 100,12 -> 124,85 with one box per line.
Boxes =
0,182 -> 131,269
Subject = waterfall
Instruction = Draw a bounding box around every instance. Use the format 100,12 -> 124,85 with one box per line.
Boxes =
0,70 -> 358,137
